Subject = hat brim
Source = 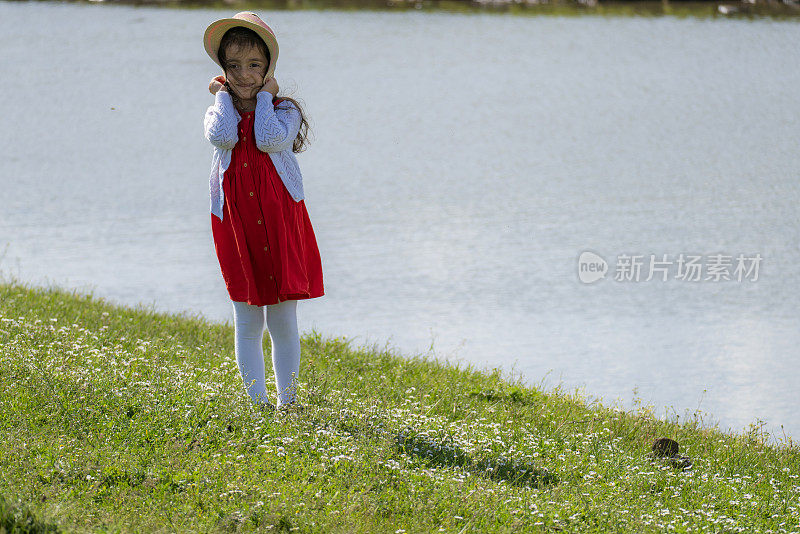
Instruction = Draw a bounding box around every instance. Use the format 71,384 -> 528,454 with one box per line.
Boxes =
204,18 -> 279,79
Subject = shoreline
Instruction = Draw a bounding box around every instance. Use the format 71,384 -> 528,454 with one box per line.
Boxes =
21,0 -> 800,19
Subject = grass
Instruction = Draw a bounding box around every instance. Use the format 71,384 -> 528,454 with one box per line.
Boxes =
0,280 -> 798,533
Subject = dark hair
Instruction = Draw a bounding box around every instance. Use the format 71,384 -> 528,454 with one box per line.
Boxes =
218,26 -> 311,153
218,26 -> 271,73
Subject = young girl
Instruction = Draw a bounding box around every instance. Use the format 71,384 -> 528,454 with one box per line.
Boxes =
203,12 -> 324,411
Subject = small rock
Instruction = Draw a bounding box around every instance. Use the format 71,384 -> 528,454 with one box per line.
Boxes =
652,437 -> 679,457
650,437 -> 692,470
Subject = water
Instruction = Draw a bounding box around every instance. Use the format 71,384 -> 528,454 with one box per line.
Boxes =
1,1 -> 799,439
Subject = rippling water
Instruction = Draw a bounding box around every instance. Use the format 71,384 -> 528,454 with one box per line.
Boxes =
1,1 -> 799,438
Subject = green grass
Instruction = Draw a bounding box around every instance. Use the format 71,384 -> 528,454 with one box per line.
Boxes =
1,280 -> 798,533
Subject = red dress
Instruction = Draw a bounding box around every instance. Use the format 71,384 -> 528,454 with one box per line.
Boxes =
211,106 -> 324,306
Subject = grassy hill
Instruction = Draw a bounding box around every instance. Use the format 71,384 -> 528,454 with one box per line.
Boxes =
1,282 -> 798,533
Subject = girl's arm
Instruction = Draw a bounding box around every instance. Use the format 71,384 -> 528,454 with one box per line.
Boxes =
253,91 -> 302,153
204,89 -> 239,150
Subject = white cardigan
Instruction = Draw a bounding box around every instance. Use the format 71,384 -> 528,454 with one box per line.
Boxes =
204,90 -> 305,221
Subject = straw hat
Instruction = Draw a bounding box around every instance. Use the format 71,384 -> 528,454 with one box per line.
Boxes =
203,12 -> 279,78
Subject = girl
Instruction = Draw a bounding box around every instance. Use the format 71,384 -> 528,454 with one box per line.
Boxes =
202,12 -> 324,411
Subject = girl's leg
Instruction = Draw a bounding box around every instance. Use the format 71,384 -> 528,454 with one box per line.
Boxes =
265,299 -> 300,407
231,301 -> 270,404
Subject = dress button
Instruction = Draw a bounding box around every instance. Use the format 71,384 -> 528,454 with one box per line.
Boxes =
257,219 -> 262,224
243,136 -> 247,142
263,246 -> 269,252
249,191 -> 254,197
269,276 -> 274,280
243,162 -> 248,168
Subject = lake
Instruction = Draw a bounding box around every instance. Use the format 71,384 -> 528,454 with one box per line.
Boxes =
1,1 -> 798,439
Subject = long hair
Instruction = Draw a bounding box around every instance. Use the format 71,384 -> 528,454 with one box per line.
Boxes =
218,27 -> 311,154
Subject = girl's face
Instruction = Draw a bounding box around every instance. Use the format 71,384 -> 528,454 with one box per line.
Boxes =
222,43 -> 269,103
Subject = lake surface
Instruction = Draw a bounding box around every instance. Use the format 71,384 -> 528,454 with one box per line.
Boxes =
1,1 -> 798,439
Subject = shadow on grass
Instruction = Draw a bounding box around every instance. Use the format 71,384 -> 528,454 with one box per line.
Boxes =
0,494 -> 61,533
468,385 -> 544,406
395,430 -> 558,488
299,408 -> 558,489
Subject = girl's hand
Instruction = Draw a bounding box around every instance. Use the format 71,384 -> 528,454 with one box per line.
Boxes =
260,76 -> 279,97
209,75 -> 227,95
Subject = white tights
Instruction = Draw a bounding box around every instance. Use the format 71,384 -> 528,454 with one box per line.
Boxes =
231,300 -> 300,407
